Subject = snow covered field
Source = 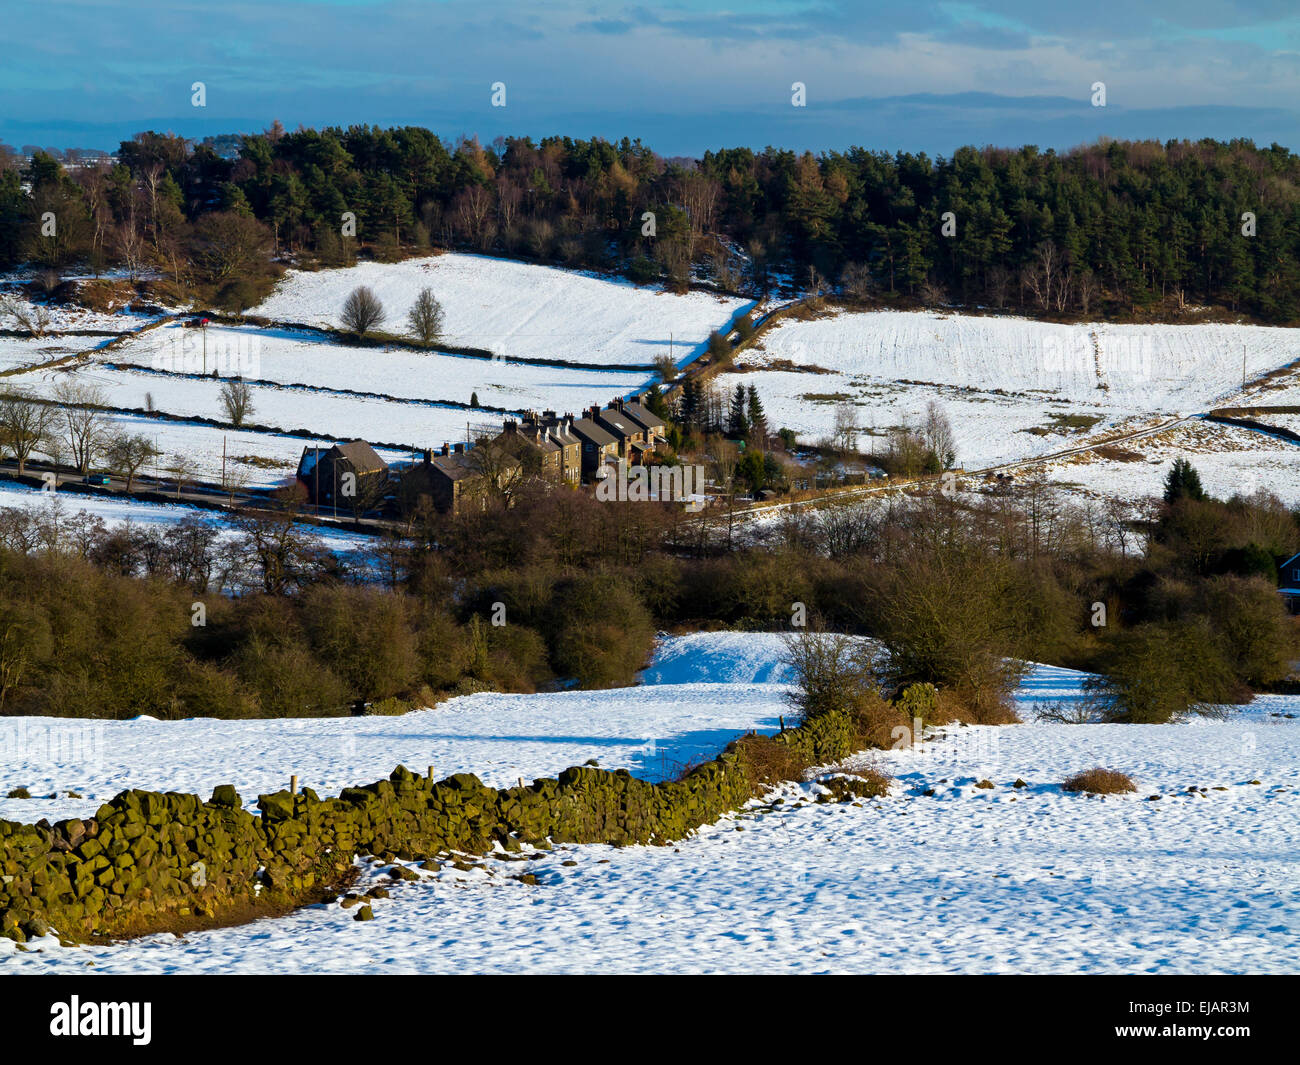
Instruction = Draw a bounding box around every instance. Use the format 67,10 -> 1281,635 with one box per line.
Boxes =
8,269 -> 1298,522
252,253 -> 755,368
8,362 -> 489,452
1035,418 -> 1300,507
109,321 -> 654,412
3,631 -> 1297,974
0,481 -> 378,558
741,307 -> 1300,470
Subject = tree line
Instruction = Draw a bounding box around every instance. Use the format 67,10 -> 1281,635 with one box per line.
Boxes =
0,452 -> 1294,724
2,130 -> 1298,320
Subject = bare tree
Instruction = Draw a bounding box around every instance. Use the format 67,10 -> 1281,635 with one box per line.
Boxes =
0,389 -> 52,473
230,507 -> 328,594
189,211 -> 271,283
986,264 -> 1012,309
50,381 -> 109,474
0,295 -> 52,337
340,286 -> 385,335
219,378 -> 255,427
407,287 -> 445,345
814,497 -> 879,560
466,436 -> 527,504
1021,241 -> 1062,312
220,460 -> 251,505
840,261 -> 876,302
1076,270 -> 1099,316
831,401 -> 859,455
104,432 -> 157,491
710,439 -> 741,550
113,217 -> 149,282
167,453 -> 195,499
921,400 -> 958,470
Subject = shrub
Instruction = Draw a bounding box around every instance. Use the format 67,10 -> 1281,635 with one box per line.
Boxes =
847,687 -> 909,748
1086,619 -> 1243,722
730,732 -> 808,788
1062,768 -> 1136,794
896,682 -> 939,724
652,353 -> 678,382
871,545 -> 1023,722
627,256 -> 659,284
781,630 -> 880,723
545,573 -> 656,689
1194,575 -> 1295,688
6,787 -> 30,799
300,585 -> 420,702
232,637 -> 351,717
364,696 -> 412,716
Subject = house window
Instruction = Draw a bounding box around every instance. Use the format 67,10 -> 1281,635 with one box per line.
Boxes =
1293,567 -> 1300,581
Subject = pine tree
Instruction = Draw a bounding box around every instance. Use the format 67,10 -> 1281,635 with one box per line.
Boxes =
1163,458 -> 1207,504
679,377 -> 701,430
727,384 -> 749,438
643,383 -> 670,421
746,384 -> 767,443
470,391 -> 479,407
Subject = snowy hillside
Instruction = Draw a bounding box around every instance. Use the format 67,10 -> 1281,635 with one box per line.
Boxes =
3,630 -> 1298,974
252,253 -> 755,368
740,307 -> 1300,470
111,322 -> 654,412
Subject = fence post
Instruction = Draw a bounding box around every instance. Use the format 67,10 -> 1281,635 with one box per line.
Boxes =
290,775 -> 298,796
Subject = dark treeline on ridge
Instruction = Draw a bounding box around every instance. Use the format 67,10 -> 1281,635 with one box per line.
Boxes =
1,128 -> 1298,322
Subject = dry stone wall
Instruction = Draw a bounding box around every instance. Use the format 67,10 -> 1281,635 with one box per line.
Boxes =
1,710 -> 858,944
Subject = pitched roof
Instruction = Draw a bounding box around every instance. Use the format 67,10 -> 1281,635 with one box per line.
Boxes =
622,401 -> 665,431
429,453 -> 476,481
514,426 -> 561,453
570,417 -> 617,447
331,439 -> 386,472
297,446 -> 325,478
595,410 -> 642,439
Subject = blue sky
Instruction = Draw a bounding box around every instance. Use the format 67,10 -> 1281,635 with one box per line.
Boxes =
3,0 -> 1298,155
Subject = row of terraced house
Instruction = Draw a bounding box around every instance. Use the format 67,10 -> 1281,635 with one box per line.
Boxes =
296,396 -> 667,516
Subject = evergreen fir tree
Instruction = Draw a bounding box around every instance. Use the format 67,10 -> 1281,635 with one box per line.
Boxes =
679,377 -> 701,430
643,383 -> 669,421
746,384 -> 767,443
1163,457 -> 1207,504
727,383 -> 749,438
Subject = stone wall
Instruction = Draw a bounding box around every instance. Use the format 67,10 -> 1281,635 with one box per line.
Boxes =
1,711 -> 859,944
